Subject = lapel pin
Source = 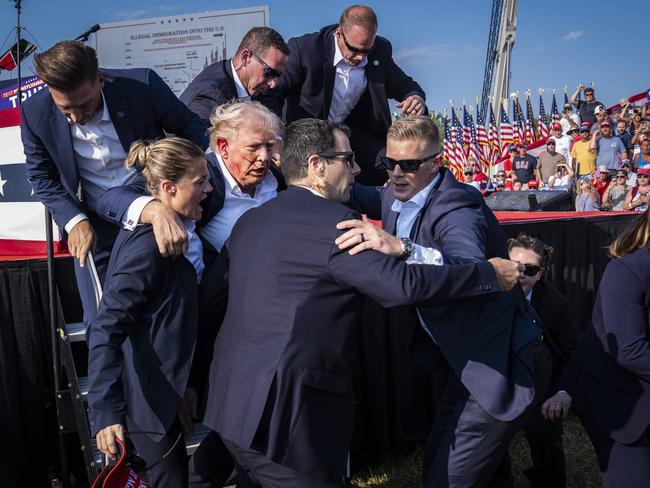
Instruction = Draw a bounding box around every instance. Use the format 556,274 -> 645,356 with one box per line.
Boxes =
116,110 -> 125,119
373,59 -> 379,66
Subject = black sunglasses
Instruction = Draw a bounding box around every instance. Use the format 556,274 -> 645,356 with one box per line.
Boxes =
639,174 -> 650,178
463,171 -> 473,176
523,264 -> 542,277
252,53 -> 282,79
340,29 -> 373,56
318,151 -> 356,168
380,152 -> 441,173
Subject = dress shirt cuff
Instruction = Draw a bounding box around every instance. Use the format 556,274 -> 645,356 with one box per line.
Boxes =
407,244 -> 444,266
123,196 -> 155,230
64,213 -> 88,234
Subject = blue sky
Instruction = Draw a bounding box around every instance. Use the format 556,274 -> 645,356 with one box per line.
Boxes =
1,0 -> 648,113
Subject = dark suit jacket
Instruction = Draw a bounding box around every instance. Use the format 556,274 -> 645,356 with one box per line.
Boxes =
269,25 -> 426,184
86,225 -> 198,441
179,59 -> 276,121
203,186 -> 499,482
530,280 -> 579,396
563,247 -> 650,444
21,68 -> 209,244
353,167 -> 543,421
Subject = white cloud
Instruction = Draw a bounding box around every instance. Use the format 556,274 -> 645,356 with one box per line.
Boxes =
394,44 -> 481,64
561,31 -> 584,42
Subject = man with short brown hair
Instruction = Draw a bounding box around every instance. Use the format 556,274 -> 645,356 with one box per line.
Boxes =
536,139 -> 567,186
269,4 -> 427,185
180,26 -> 289,121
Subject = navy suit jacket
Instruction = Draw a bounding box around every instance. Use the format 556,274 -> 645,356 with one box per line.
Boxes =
353,167 -> 542,421
21,68 -> 209,236
179,59 -> 276,121
86,225 -> 198,441
203,186 -> 499,482
268,25 -> 426,183
563,247 -> 650,444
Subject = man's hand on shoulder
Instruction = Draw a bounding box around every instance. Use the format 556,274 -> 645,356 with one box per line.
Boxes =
141,200 -> 188,257
335,216 -> 402,257
488,257 -> 524,291
68,219 -> 96,268
396,95 -> 426,116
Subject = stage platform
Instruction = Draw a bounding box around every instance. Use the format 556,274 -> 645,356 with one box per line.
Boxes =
0,210 -> 638,485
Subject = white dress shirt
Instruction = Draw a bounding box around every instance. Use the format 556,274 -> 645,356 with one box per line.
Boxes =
231,60 -> 251,101
200,153 -> 278,251
391,176 -> 444,265
328,33 -> 368,123
65,92 -> 150,233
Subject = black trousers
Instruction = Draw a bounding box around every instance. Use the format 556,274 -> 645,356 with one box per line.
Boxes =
221,438 -> 344,488
188,431 -> 237,487
422,340 -> 553,488
129,418 -> 188,488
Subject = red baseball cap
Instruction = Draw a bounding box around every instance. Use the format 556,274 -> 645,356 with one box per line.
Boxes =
638,168 -> 650,176
551,123 -> 562,130
92,438 -> 149,488
600,120 -> 611,128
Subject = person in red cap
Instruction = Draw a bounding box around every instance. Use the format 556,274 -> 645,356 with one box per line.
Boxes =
570,122 -> 597,177
548,123 -> 572,163
623,168 -> 650,211
512,142 -> 538,185
590,119 -> 628,171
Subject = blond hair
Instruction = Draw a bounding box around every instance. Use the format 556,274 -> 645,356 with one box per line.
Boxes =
125,137 -> 205,195
609,208 -> 650,258
387,115 -> 439,147
208,100 -> 283,145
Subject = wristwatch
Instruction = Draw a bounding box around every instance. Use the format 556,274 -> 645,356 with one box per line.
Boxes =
399,238 -> 415,260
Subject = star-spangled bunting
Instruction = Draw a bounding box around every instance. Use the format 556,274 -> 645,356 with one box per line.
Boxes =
538,94 -> 549,139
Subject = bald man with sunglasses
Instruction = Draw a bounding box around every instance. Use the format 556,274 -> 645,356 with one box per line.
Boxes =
267,4 -> 426,186
341,115 -> 552,488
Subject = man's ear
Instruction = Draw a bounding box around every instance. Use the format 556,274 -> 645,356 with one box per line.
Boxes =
307,154 -> 325,177
215,137 -> 229,160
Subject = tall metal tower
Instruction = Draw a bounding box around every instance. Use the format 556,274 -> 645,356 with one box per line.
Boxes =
480,0 -> 519,116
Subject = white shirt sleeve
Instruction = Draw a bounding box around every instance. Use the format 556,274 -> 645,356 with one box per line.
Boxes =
122,196 -> 155,230
64,213 -> 88,233
407,244 -> 444,265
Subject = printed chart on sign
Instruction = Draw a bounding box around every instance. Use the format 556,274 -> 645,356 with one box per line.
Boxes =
94,6 -> 269,96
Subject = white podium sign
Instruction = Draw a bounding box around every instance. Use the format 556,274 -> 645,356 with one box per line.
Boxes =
94,6 -> 269,96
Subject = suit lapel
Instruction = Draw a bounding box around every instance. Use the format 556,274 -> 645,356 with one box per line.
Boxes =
364,53 -> 390,130
384,210 -> 399,235
49,105 -> 79,194
103,79 -> 135,153
224,60 -> 239,100
322,32 -> 336,117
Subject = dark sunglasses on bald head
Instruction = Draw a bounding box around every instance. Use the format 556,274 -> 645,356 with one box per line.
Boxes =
252,52 -> 282,79
340,29 -> 373,56
380,152 -> 441,173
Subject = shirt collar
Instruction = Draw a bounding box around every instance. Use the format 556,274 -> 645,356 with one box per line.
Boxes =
215,151 -> 277,197
230,59 -> 250,99
391,172 -> 440,213
295,184 -> 325,198
332,32 -> 368,69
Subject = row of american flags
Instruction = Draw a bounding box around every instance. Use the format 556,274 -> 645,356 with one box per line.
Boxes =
442,91 -> 567,179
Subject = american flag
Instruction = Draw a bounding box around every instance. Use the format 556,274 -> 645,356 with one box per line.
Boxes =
488,104 -> 500,165
525,95 -> 536,144
499,105 -> 514,157
550,93 -> 561,125
462,106 -> 472,148
563,89 -> 570,107
512,98 -> 525,144
475,103 -> 489,146
538,94 -> 549,138
0,107 -> 63,256
452,108 -> 467,169
443,115 -> 463,179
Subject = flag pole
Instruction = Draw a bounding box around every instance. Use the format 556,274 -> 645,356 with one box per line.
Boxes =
14,0 -> 23,106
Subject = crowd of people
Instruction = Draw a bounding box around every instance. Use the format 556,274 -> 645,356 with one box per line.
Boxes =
18,4 -> 650,488
470,86 -> 650,212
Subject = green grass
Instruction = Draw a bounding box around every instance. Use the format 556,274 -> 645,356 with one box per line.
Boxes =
352,416 -> 602,488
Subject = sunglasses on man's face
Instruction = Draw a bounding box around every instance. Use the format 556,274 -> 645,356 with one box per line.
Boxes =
252,53 -> 282,79
380,152 -> 440,173
523,264 -> 542,277
638,175 -> 650,179
318,151 -> 357,169
340,29 -> 373,56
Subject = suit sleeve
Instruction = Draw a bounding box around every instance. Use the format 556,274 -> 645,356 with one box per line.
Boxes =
86,234 -> 165,435
21,105 -> 83,230
96,181 -> 148,226
349,183 -> 383,219
434,192 -> 488,263
145,69 -> 210,150
328,212 -> 498,306
598,258 -> 650,383
382,39 -> 426,104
